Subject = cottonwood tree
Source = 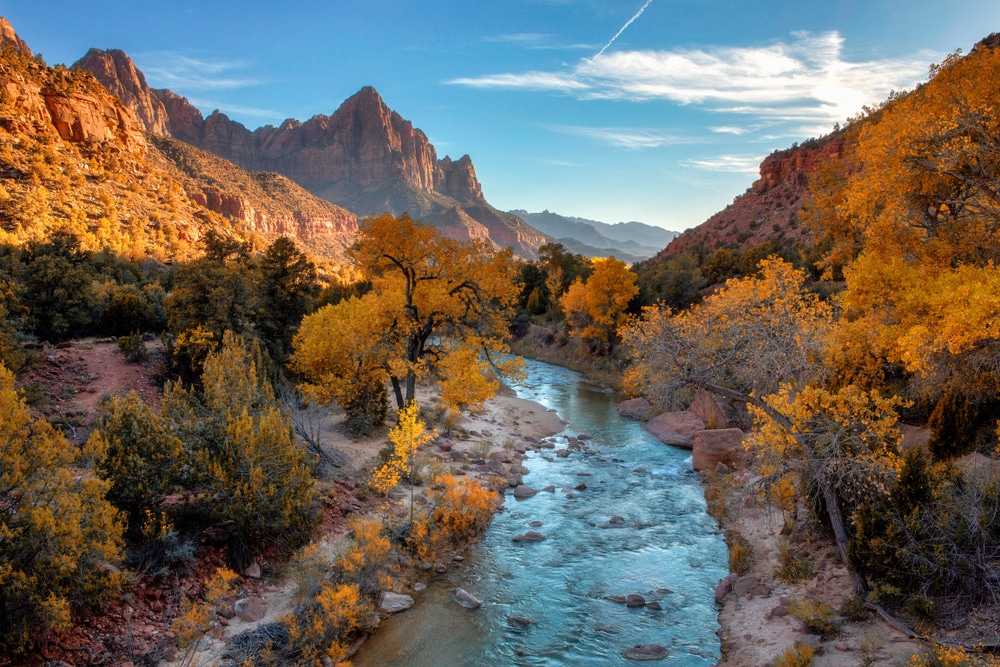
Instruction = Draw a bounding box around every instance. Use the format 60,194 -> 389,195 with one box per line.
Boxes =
623,258 -> 900,594
561,256 -> 638,354
811,44 -> 1000,401
292,214 -> 522,415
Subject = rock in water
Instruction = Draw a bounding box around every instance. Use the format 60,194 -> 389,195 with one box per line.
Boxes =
454,588 -> 482,609
380,591 -> 414,613
512,530 -> 546,543
513,485 -> 537,499
624,644 -> 669,661
626,594 -> 646,608
508,615 -> 534,626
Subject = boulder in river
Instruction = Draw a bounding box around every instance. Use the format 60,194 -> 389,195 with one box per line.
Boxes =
512,530 -> 546,543
380,591 -> 414,614
513,485 -> 537,499
508,615 -> 535,626
625,644 -> 669,661
644,411 -> 705,447
617,397 -> 651,420
626,594 -> 646,607
454,588 -> 482,609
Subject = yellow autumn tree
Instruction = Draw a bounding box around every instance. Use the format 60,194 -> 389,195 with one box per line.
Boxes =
810,43 -> 1000,400
370,401 -> 436,497
562,257 -> 638,354
0,364 -> 125,653
293,214 -> 522,415
622,258 -> 899,594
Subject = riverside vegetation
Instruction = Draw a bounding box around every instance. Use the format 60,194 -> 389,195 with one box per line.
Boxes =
3,24 -> 1000,667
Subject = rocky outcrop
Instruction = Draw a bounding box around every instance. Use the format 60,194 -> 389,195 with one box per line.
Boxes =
644,411 -> 706,447
617,398 -> 652,420
73,49 -> 170,136
437,155 -> 483,203
148,135 -> 358,260
0,49 -> 146,155
0,17 -> 31,55
691,428 -> 745,472
660,132 -> 847,258
152,88 -> 205,144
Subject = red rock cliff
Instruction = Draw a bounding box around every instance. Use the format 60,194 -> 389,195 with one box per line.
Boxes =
661,133 -> 847,258
73,48 -> 170,136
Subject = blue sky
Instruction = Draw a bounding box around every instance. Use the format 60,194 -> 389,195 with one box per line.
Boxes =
3,2 -> 998,231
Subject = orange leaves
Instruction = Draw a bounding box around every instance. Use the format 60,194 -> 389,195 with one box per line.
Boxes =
623,258 -> 831,409
409,473 -> 497,563
294,214 -> 520,413
562,256 -> 638,354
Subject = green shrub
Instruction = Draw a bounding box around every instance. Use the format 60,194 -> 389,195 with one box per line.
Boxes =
727,531 -> 756,575
786,598 -> 839,637
771,643 -> 815,667
117,330 -> 148,363
91,391 -> 183,524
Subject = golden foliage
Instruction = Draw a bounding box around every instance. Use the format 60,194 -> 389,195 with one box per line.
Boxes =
410,474 -> 497,563
293,214 -> 521,414
810,45 -> 1000,399
623,257 -> 832,410
171,567 -> 238,655
0,364 -> 125,652
562,257 -> 638,354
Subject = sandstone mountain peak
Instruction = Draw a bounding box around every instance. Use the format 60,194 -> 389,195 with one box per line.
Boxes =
75,48 -> 549,256
0,17 -> 31,56
73,48 -> 171,136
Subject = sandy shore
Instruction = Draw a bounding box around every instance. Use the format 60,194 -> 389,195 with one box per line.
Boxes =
710,469 -> 922,667
163,390 -> 564,666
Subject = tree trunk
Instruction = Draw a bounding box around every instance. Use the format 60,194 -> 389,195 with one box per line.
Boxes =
810,461 -> 869,596
695,380 -> 869,596
390,377 -> 404,412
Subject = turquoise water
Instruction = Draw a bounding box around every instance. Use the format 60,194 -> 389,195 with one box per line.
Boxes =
353,359 -> 727,665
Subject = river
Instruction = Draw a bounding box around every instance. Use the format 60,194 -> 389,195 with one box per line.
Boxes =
354,359 -> 728,666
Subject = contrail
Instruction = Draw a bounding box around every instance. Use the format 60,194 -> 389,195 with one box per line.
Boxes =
590,0 -> 655,62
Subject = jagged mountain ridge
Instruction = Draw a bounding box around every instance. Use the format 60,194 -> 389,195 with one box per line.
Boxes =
74,49 -> 550,258
0,19 -> 357,268
510,209 -> 678,260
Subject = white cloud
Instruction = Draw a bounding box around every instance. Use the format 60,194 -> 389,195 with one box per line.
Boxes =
681,155 -> 765,174
137,52 -> 260,91
550,125 -> 696,149
448,72 -> 587,92
186,98 -> 286,121
447,31 -> 936,135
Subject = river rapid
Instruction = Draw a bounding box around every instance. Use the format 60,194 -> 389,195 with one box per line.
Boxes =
354,359 -> 728,666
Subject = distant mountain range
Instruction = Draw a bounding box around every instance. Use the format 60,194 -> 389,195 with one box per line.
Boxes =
510,210 -> 677,261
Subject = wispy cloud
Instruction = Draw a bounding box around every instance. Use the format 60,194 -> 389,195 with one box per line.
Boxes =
484,33 -> 596,51
138,52 -> 261,91
681,155 -> 765,174
186,98 -> 286,121
449,72 -> 588,92
551,125 -> 696,149
485,33 -> 552,44
447,32 -> 936,135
